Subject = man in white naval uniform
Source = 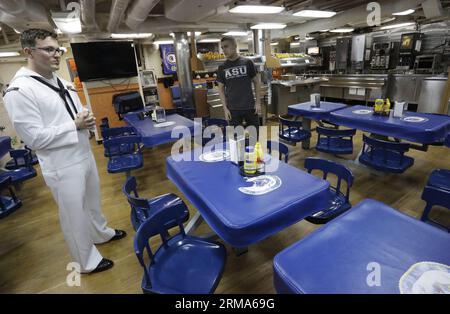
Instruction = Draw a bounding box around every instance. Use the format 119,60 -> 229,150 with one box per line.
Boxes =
3,29 -> 126,274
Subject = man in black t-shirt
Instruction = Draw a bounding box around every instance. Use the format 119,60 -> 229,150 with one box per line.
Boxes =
217,36 -> 261,129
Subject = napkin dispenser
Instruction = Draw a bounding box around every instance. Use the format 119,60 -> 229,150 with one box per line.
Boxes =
229,136 -> 245,165
393,101 -> 407,118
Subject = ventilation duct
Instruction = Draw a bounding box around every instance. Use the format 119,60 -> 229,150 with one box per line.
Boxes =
164,0 -> 231,22
0,0 -> 51,31
125,0 -> 160,30
107,0 -> 132,33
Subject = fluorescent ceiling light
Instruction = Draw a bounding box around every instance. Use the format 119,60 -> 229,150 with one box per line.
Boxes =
270,42 -> 279,46
290,42 -> 300,46
293,10 -> 336,18
198,38 -> 221,43
392,9 -> 415,16
319,29 -> 329,32
251,23 -> 286,30
223,31 -> 248,36
187,32 -> 202,36
305,36 -> 314,40
13,28 -> 21,34
229,5 -> 285,14
0,52 -> 20,57
51,11 -> 82,34
111,33 -> 153,39
380,22 -> 414,30
329,28 -> 354,33
153,40 -> 173,45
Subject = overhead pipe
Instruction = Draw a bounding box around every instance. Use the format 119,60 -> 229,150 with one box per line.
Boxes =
125,0 -> 159,30
107,0 -> 132,33
80,0 -> 100,32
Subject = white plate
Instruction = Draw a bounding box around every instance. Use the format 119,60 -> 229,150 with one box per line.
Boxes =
401,116 -> 428,123
154,121 -> 176,128
199,150 -> 230,162
352,109 -> 372,115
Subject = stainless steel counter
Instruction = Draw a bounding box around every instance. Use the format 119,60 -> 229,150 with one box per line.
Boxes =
300,73 -> 448,113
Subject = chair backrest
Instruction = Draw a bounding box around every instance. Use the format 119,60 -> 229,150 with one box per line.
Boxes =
102,126 -> 137,140
362,134 -> 409,152
112,91 -> 144,117
267,140 -> 289,162
362,134 -> 410,165
170,86 -> 181,100
122,176 -> 151,217
278,115 -> 303,130
421,186 -> 450,210
316,126 -> 356,137
304,157 -> 354,202
103,135 -> 141,157
134,204 -> 188,286
9,149 -> 32,169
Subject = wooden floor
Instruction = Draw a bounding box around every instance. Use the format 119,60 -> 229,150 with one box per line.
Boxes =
0,121 -> 449,293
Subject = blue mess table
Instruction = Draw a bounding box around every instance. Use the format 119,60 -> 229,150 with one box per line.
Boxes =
329,105 -> 450,144
166,150 -> 330,248
124,112 -> 201,148
273,199 -> 450,294
288,101 -> 347,121
287,101 -> 347,149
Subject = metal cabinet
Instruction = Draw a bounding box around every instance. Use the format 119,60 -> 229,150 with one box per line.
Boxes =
417,77 -> 447,113
387,75 -> 423,104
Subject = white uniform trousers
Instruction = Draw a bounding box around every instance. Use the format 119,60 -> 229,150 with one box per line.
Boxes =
42,153 -> 115,272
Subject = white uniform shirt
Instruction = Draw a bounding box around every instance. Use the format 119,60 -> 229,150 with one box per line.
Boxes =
3,67 -> 91,172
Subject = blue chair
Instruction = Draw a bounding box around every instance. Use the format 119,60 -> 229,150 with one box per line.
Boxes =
0,149 -> 37,184
304,157 -> 354,224
278,115 -> 311,145
359,134 -> 414,173
421,185 -> 450,232
267,140 -> 289,163
426,169 -> 450,192
5,145 -> 39,170
104,136 -> 143,177
102,127 -> 137,157
170,85 -> 182,108
99,117 -> 110,138
0,176 -> 22,219
134,203 -> 227,294
122,176 -> 189,231
315,126 -> 356,155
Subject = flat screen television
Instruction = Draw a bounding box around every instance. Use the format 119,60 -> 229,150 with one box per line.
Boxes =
71,41 -> 138,81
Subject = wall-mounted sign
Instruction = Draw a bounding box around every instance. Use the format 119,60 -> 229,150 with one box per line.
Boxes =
160,44 -> 177,75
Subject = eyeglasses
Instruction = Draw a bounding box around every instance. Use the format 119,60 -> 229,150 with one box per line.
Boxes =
32,46 -> 65,56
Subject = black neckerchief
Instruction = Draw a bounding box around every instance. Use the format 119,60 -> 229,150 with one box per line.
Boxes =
30,75 -> 78,120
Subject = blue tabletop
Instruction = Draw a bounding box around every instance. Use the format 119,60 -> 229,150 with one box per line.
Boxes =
166,150 -> 330,247
273,199 -> 450,294
0,136 -> 11,160
329,105 -> 450,144
288,101 -> 347,120
124,113 -> 201,148
445,133 -> 450,148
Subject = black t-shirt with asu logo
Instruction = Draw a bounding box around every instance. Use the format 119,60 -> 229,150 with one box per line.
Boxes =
217,56 -> 257,110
